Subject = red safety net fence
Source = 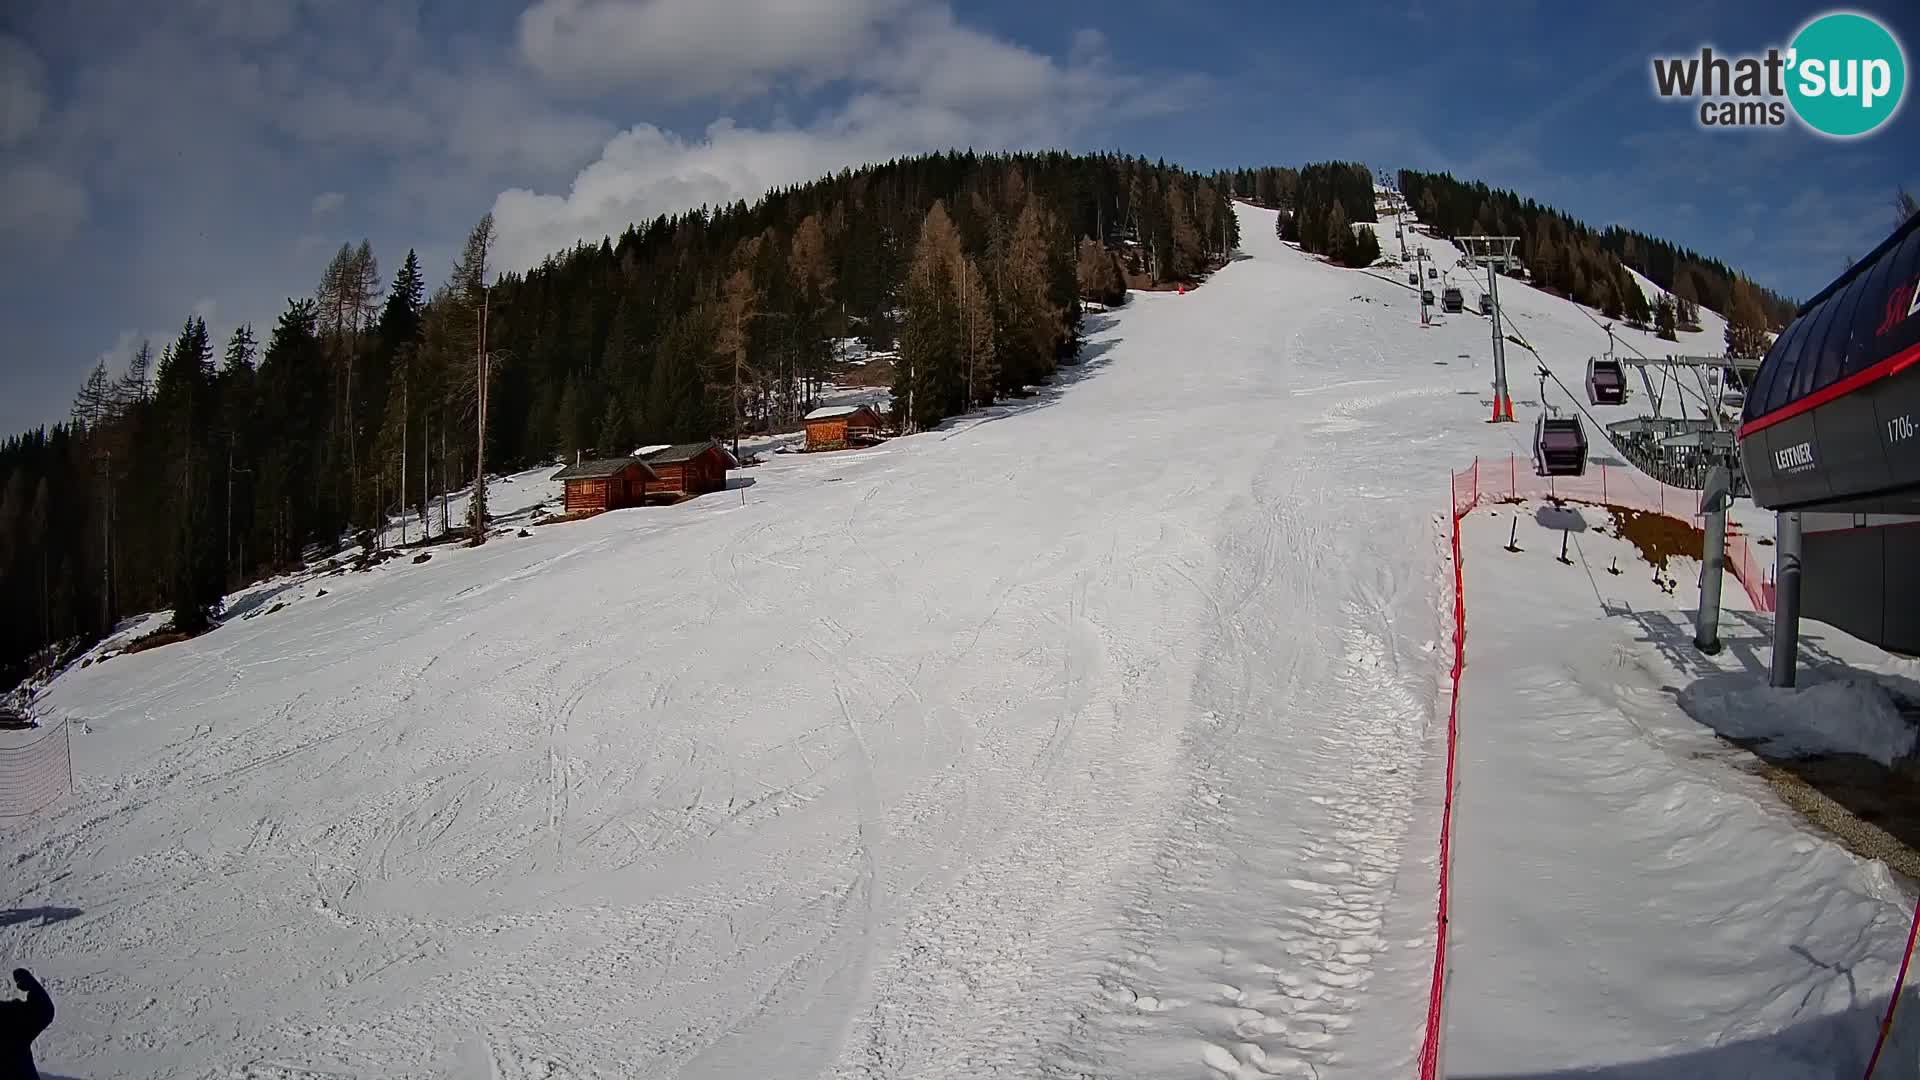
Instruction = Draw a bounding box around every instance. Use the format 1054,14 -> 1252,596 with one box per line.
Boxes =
1420,462 -> 1475,1079
0,721 -> 73,819
1459,454 -> 1775,613
1423,455 -> 1780,1078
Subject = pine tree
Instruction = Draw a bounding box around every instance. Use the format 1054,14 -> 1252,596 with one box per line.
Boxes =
153,317 -> 223,633
1655,295 -> 1678,341
379,250 -> 426,351
555,375 -> 582,458
1344,224 -> 1380,268
595,396 -> 627,453
1619,267 -> 1652,327
223,324 -> 258,373
1600,273 -> 1625,320
1324,201 -> 1350,263
897,202 -> 965,431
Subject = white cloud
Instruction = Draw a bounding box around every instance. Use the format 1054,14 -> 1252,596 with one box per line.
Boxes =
311,190 -> 346,216
0,162 -> 89,240
517,0 -> 913,99
491,6 -> 1195,272
0,35 -> 47,146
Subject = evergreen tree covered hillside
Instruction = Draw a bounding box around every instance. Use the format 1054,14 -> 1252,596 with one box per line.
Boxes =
0,152 -> 1240,687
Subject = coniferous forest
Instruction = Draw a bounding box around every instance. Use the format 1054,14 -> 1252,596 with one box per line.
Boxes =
0,151 -> 1799,689
0,151 -> 1246,687
1395,170 -> 1793,349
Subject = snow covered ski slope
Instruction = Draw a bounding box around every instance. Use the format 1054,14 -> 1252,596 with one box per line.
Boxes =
3,201 -> 1909,1079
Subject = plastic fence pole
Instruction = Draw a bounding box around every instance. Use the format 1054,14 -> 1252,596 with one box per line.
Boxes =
1864,893 -> 1920,1079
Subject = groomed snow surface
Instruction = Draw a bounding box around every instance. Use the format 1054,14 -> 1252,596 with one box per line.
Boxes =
3,203 -> 1915,1079
1449,502 -> 1920,1078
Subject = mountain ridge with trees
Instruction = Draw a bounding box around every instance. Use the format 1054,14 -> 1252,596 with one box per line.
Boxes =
0,152 -> 1796,689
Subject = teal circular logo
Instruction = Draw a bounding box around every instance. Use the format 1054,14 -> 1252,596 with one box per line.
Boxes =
1787,12 -> 1906,137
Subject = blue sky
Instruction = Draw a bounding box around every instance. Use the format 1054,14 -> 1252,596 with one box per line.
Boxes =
1,0 -> 1914,434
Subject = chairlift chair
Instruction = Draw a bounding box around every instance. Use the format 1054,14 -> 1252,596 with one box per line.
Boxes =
1534,413 -> 1589,477
1586,357 -> 1627,406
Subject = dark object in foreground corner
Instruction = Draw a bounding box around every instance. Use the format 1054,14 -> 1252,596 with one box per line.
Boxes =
2,967 -> 54,1080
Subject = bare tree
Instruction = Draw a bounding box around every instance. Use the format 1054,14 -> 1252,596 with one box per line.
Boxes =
445,214 -> 496,545
1898,186 -> 1919,225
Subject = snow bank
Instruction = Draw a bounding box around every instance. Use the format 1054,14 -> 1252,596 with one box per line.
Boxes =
1681,676 -> 1918,766
1450,500 -> 1917,1077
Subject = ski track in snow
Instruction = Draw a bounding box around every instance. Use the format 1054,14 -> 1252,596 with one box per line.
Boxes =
0,203 -> 1886,1079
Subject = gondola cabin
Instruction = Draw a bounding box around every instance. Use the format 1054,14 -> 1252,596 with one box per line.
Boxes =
803,404 -> 882,451
1479,294 -> 1494,316
1535,415 -> 1589,477
552,457 -> 657,514
638,441 -> 736,497
1441,287 -> 1463,313
1586,357 -> 1628,405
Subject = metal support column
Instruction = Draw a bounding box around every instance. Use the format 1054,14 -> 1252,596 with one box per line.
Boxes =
1770,510 -> 1803,687
1695,466 -> 1730,654
1487,261 -> 1509,420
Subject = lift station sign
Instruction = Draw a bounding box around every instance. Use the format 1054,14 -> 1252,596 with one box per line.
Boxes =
1651,11 -> 1906,137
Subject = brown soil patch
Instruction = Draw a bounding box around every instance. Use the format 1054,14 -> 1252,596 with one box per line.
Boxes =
124,625 -> 209,655
1607,507 -> 1703,571
532,509 -> 603,526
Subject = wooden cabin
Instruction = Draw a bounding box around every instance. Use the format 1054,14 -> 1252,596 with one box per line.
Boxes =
551,457 -> 657,514
639,441 -> 735,497
802,404 -> 882,451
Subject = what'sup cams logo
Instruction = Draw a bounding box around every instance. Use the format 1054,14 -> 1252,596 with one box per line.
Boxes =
1651,11 -> 1906,137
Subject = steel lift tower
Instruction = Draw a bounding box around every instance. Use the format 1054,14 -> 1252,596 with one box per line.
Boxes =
1459,236 -> 1520,422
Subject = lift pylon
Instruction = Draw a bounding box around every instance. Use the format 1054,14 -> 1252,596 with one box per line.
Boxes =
1458,236 -> 1520,422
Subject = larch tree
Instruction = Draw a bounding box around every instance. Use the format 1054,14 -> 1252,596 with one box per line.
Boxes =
446,213 -> 495,545
1166,184 -> 1203,279
1076,238 -> 1124,305
1672,272 -> 1701,330
1724,277 -> 1770,359
712,259 -> 762,455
